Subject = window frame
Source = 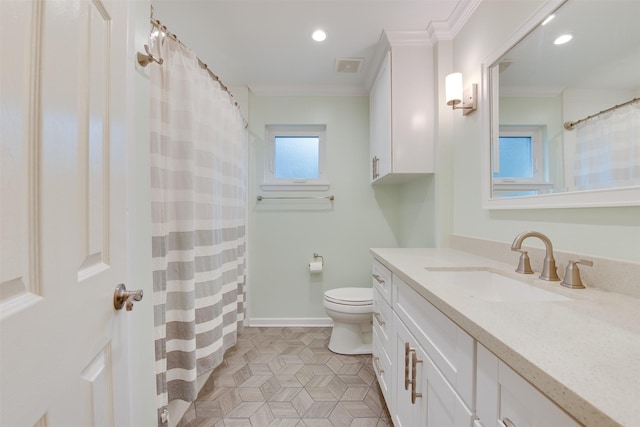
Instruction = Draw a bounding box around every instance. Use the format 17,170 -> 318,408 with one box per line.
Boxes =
262,124 -> 329,191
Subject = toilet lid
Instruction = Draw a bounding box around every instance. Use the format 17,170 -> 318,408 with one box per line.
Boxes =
324,287 -> 373,305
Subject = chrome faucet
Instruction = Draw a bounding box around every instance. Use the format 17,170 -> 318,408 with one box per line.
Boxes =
511,231 -> 560,281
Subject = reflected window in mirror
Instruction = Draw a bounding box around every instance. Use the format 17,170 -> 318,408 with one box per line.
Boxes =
493,126 -> 553,197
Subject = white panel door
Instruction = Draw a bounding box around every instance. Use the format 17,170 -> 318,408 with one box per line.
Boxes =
1,0 -> 142,425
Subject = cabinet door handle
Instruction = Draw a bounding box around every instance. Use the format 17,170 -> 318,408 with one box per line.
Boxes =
373,311 -> 385,326
410,351 -> 423,404
404,342 -> 411,390
372,274 -> 385,285
372,156 -> 380,179
404,342 -> 415,390
501,418 -> 517,427
372,156 -> 376,179
373,356 -> 384,375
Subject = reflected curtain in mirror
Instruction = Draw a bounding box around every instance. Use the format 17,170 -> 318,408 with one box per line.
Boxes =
573,102 -> 640,190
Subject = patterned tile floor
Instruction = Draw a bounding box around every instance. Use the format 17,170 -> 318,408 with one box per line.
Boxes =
177,327 -> 392,427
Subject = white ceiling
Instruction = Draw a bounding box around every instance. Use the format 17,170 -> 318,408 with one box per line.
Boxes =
151,0 -> 472,96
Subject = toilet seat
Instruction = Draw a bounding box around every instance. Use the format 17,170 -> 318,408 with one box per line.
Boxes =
324,287 -> 372,306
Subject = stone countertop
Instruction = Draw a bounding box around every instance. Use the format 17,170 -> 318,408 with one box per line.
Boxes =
370,247 -> 640,427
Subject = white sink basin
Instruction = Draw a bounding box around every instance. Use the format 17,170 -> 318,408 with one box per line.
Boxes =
426,268 -> 570,302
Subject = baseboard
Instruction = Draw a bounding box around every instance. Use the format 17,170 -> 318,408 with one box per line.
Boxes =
247,317 -> 333,327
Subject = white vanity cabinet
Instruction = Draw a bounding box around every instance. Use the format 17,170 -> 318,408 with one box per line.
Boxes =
476,344 -> 581,427
372,256 -> 476,426
369,31 -> 434,184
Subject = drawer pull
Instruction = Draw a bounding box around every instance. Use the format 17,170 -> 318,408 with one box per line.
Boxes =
372,274 -> 385,285
410,351 -> 423,404
373,356 -> 384,375
373,311 -> 385,326
501,418 -> 517,427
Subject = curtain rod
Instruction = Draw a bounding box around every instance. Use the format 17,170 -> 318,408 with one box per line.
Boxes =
563,97 -> 640,131
137,12 -> 248,128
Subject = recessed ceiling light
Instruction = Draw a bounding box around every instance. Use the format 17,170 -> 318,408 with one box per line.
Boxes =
312,29 -> 327,42
541,14 -> 555,26
554,34 -> 573,45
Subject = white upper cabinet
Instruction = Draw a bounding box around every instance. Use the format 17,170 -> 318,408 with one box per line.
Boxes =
369,31 -> 435,184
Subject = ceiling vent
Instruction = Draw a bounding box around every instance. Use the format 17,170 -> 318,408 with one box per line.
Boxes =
335,58 -> 364,74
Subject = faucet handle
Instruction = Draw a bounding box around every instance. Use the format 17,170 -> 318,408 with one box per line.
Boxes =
515,250 -> 534,274
561,259 -> 593,289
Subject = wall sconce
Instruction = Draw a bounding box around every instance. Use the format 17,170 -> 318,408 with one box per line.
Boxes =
445,72 -> 477,115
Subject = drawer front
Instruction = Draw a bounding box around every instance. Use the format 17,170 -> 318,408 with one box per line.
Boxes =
372,259 -> 392,304
372,288 -> 393,352
393,275 -> 475,409
372,328 -> 392,407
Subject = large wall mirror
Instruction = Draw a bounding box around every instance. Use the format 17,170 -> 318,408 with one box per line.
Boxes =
482,0 -> 640,209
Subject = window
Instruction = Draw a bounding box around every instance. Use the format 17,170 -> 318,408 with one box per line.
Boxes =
494,126 -> 544,182
263,124 -> 328,190
494,135 -> 535,179
493,125 -> 553,196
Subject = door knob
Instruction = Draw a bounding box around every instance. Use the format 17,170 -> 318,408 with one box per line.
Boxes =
113,283 -> 143,311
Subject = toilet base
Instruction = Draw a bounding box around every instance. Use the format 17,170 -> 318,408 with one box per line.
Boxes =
327,321 -> 372,355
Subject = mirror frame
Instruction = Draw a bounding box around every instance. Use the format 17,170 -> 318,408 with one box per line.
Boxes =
481,0 -> 640,209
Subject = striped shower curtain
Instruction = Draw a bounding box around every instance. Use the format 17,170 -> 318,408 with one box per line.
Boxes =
149,36 -> 247,424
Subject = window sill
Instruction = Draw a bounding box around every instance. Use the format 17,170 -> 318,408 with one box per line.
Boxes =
493,182 -> 554,191
261,182 -> 330,191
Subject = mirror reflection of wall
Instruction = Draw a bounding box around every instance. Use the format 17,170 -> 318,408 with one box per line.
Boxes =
490,0 -> 640,200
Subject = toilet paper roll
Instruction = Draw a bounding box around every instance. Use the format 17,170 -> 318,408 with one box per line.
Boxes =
309,261 -> 323,273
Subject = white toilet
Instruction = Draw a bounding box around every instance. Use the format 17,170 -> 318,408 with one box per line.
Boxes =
323,287 -> 373,355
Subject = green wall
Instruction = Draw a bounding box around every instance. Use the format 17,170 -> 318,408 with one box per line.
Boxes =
248,95 -> 409,320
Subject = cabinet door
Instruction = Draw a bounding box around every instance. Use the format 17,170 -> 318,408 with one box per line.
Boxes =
476,344 -> 581,427
424,353 -> 474,427
394,315 -> 427,427
369,50 -> 391,182
394,276 -> 475,408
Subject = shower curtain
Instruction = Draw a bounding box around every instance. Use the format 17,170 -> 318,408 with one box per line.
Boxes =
149,35 -> 247,423
573,101 -> 640,189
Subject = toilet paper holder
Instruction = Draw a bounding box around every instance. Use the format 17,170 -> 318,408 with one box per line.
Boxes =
313,253 -> 324,265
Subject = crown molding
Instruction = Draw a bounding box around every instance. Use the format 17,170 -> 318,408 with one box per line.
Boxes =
427,0 -> 482,43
